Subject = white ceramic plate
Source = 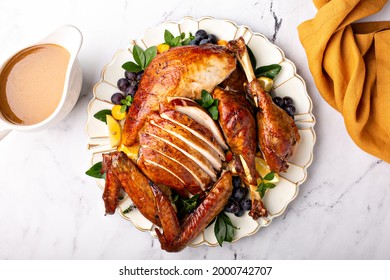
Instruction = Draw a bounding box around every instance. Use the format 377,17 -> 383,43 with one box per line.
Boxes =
85,16 -> 316,248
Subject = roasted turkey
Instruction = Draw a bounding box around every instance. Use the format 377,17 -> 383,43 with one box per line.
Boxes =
102,37 -> 300,251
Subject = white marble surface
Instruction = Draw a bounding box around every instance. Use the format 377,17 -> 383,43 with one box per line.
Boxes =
0,0 -> 389,260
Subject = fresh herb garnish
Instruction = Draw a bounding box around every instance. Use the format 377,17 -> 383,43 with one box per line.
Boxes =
254,64 -> 282,79
214,212 -> 238,246
122,45 -> 157,73
120,95 -> 134,113
196,89 -> 219,120
122,205 -> 136,214
257,171 -> 276,198
164,30 -> 194,47
173,193 -> 200,218
93,109 -> 112,123
85,161 -> 105,179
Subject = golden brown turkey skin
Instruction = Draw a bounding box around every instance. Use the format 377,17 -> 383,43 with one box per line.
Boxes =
122,44 -> 236,147
248,81 -> 300,173
213,87 -> 258,185
154,171 -> 233,252
103,151 -> 161,226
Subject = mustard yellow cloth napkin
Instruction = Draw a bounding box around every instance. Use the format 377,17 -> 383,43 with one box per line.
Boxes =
298,0 -> 390,162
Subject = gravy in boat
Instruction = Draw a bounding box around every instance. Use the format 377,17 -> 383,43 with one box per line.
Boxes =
0,44 -> 70,125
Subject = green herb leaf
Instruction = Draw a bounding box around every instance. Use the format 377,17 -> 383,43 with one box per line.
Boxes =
120,105 -> 127,113
122,205 -> 136,214
182,38 -> 192,46
164,29 -> 174,45
257,181 -> 276,198
182,194 -> 199,214
246,45 -> 257,70
263,172 -> 275,181
133,45 -> 146,69
208,106 -> 219,120
254,64 -> 282,79
144,46 -> 157,68
164,29 -> 194,47
201,90 -> 214,108
122,61 -> 143,73
214,212 -> 238,246
265,182 -> 276,189
85,162 -> 104,179
93,109 -> 112,123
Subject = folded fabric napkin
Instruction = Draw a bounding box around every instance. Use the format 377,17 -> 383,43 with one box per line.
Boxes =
298,0 -> 390,162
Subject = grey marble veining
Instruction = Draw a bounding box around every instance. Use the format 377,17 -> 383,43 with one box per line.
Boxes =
0,0 -> 389,260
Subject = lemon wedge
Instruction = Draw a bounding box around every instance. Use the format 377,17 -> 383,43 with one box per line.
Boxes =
255,156 -> 279,184
106,114 -> 122,148
117,144 -> 140,161
257,76 -> 273,92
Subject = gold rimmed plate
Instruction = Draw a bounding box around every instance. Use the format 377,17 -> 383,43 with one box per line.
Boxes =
85,16 -> 316,248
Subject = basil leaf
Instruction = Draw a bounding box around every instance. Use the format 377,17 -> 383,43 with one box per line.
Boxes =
144,46 -> 157,68
214,214 -> 227,246
133,45 -> 146,69
201,90 -> 214,108
265,182 -> 276,189
120,105 -> 127,113
182,38 -> 192,46
225,219 -> 235,242
172,36 -> 181,47
214,213 -> 237,246
93,109 -> 111,123
263,172 -> 275,181
246,45 -> 257,70
180,32 -> 185,39
85,162 -> 104,179
258,182 -> 267,198
164,30 -> 174,45
254,64 -> 282,79
122,61 -> 143,73
182,194 -> 199,213
208,106 -> 219,120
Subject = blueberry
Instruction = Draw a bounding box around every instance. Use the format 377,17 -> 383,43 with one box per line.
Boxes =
125,71 -> 137,81
136,71 -> 144,81
232,176 -> 242,188
284,105 -> 296,116
195,29 -> 208,40
224,200 -> 240,214
273,96 -> 284,108
234,207 -> 245,217
199,39 -> 210,45
207,34 -> 218,44
125,85 -> 137,97
117,78 -> 130,92
283,96 -> 294,107
241,198 -> 252,211
189,38 -> 201,45
232,187 -> 247,202
111,92 -> 124,105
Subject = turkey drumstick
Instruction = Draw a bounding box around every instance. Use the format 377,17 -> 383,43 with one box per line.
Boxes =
228,37 -> 300,174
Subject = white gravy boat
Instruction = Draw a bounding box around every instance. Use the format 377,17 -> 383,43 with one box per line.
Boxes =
0,25 -> 83,140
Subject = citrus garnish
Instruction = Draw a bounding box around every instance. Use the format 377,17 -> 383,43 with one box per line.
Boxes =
257,76 -> 273,92
111,104 -> 126,121
106,114 -> 122,148
117,143 -> 140,161
255,156 -> 279,184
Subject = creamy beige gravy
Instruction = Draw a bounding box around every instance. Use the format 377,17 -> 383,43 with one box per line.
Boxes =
0,44 -> 70,125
